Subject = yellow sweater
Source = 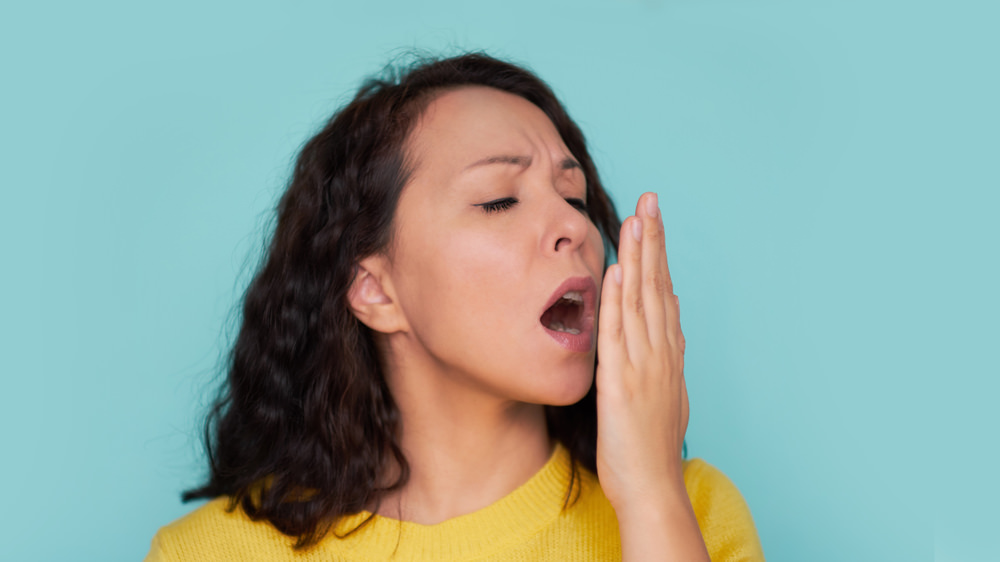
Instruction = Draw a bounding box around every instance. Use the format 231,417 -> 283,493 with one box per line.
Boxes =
146,443 -> 765,561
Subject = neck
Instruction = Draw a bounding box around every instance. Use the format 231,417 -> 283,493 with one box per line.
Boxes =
371,347 -> 554,525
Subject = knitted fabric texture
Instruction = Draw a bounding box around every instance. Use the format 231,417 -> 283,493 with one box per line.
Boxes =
146,442 -> 765,561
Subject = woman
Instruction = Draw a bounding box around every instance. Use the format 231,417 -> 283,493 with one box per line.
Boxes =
145,52 -> 765,561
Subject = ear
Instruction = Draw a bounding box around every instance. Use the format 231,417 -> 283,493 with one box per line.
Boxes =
347,255 -> 408,334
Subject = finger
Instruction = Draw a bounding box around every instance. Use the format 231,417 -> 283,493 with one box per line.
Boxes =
680,373 -> 690,437
618,215 -> 650,359
597,263 -> 625,374
637,192 -> 669,345
677,298 -> 688,434
661,225 -> 680,345
675,295 -> 686,354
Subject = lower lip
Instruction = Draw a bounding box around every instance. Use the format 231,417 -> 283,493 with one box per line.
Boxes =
542,326 -> 594,352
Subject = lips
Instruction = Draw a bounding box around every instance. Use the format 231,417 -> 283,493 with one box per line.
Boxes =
540,276 -> 597,352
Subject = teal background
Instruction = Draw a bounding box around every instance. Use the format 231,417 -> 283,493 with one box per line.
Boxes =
1,1 -> 996,560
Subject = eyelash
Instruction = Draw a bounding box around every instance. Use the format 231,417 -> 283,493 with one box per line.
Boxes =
476,197 -> 590,215
478,197 -> 519,214
566,198 -> 589,213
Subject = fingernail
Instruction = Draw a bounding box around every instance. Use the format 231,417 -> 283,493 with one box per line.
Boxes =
631,217 -> 642,241
646,193 -> 659,218
614,264 -> 622,285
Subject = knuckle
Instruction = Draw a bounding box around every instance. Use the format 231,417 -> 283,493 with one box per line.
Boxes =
631,296 -> 644,316
647,223 -> 663,240
629,244 -> 642,262
645,271 -> 668,294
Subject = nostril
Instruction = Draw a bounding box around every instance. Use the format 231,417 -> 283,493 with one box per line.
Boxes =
554,237 -> 571,251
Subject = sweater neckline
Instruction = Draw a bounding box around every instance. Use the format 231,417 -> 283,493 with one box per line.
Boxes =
325,441 -> 577,560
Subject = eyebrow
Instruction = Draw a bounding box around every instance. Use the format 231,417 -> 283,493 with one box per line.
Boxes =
463,155 -> 582,172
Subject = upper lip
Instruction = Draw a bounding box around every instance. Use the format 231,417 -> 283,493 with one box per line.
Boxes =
540,275 -> 598,327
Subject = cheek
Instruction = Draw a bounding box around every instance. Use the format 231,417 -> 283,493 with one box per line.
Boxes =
442,231 -> 527,306
399,229 -> 527,329
588,224 -> 607,270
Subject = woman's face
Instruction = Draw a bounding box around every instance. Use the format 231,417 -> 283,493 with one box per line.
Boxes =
384,86 -> 606,406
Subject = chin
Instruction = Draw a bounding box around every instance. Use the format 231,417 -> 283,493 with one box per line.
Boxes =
537,365 -> 594,406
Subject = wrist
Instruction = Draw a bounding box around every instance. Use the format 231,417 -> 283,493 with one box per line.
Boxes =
608,469 -> 688,517
614,486 -> 710,562
614,487 -> 690,524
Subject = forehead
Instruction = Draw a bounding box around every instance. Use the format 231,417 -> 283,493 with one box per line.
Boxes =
405,86 -> 569,168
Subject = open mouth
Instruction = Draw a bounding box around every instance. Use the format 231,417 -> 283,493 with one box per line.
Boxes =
539,276 -> 596,352
540,291 -> 585,334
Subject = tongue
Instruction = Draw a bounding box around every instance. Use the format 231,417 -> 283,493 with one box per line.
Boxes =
541,300 -> 579,331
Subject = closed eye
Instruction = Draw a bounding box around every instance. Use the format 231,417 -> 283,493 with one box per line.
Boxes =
476,197 -> 518,214
566,197 -> 589,215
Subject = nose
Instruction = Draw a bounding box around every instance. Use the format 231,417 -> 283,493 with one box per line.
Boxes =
543,191 -> 591,255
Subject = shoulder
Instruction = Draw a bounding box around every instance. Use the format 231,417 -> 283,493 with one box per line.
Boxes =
681,458 -> 767,562
681,457 -> 750,513
144,498 -> 303,562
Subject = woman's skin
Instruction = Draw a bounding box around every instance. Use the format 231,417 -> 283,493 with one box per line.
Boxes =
347,86 -> 709,560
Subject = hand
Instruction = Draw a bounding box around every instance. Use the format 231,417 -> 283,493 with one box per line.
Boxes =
595,191 -> 689,512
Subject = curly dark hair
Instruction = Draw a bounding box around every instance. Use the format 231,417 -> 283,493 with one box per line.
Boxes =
183,52 -> 624,550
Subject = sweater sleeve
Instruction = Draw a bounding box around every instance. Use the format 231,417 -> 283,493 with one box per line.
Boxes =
683,458 -> 766,562
143,531 -> 172,562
